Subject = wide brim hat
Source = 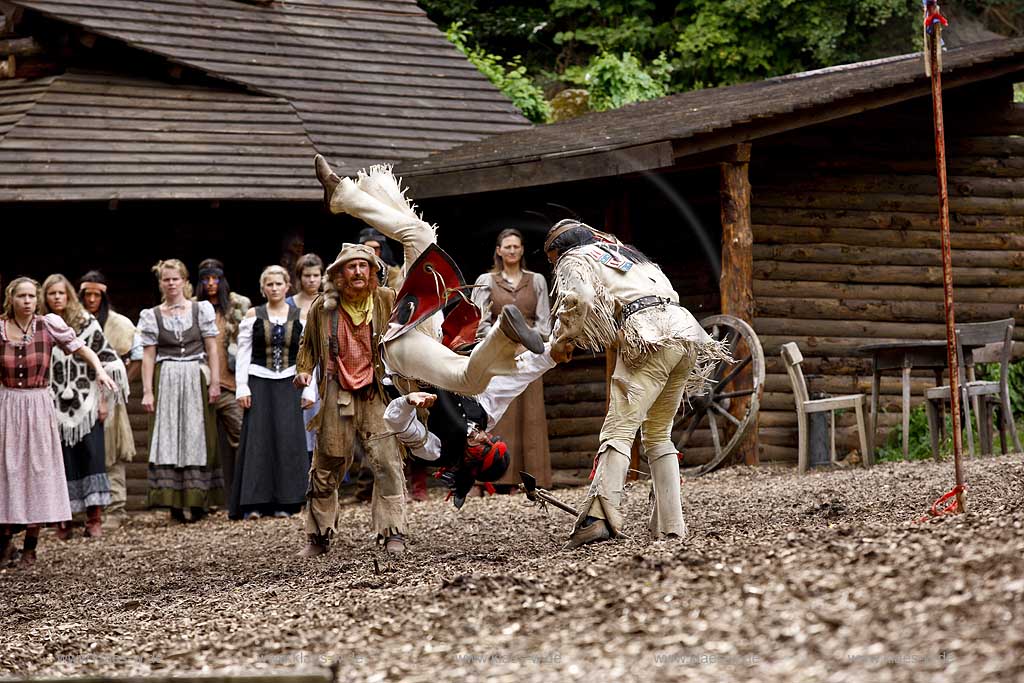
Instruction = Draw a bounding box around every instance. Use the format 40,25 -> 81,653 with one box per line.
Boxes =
325,242 -> 386,276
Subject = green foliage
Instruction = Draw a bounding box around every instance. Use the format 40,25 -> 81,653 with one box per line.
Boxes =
422,1 -> 1022,116
876,404 -> 951,462
561,51 -> 670,111
876,359 -> 1024,461
1015,83 -> 1024,104
673,0 -> 913,87
445,22 -> 551,123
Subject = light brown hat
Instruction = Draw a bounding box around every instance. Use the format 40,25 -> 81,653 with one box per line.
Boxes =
325,242 -> 384,275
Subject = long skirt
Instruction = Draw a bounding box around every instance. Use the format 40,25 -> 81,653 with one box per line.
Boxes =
229,376 -> 308,518
493,378 -> 552,488
0,387 -> 72,524
62,423 -> 112,512
147,360 -> 223,510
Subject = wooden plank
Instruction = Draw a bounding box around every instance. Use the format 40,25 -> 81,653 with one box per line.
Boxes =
752,243 -> 1024,267
753,278 -> 1024,304
751,207 -> 1024,232
0,186 -> 321,201
757,190 -> 1024,216
756,296 -> 1024,324
753,225 -> 1024,251
405,142 -> 675,199
753,260 -> 1024,287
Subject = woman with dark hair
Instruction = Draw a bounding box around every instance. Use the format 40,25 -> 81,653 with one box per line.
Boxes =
79,270 -> 142,528
195,258 -> 250,499
471,228 -> 553,489
287,253 -> 324,323
1,277 -> 118,568
358,227 -> 403,289
42,274 -> 128,538
286,253 -> 324,462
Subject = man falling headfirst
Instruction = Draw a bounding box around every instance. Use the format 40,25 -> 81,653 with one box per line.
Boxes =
313,156 -> 544,396
543,220 -> 731,549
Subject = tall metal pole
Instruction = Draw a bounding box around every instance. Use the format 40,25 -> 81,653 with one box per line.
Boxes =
926,11 -> 966,513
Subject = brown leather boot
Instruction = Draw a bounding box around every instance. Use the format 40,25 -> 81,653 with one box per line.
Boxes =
55,522 -> 73,541
314,154 -> 340,210
84,506 -> 103,538
299,534 -> 329,557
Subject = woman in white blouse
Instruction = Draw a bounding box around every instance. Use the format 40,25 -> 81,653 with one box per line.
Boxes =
230,266 -> 312,520
138,259 -> 222,523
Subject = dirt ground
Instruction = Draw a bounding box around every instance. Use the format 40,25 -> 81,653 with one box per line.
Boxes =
2,455 -> 1023,683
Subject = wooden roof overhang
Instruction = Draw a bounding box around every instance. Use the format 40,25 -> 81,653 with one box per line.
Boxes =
399,38 -> 1024,199
6,0 -> 531,176
0,70 -> 322,201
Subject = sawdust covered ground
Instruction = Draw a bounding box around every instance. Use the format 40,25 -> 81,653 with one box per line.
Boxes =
2,455 -> 1023,683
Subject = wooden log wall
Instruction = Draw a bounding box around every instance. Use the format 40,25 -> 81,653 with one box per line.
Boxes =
750,92 -> 1024,462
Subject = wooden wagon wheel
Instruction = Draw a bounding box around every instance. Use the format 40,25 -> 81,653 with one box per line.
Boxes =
675,314 -> 765,477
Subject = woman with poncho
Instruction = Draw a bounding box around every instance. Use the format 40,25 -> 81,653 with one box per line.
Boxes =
41,274 -> 128,538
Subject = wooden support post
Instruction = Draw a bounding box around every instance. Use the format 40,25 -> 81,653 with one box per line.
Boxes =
720,143 -> 759,465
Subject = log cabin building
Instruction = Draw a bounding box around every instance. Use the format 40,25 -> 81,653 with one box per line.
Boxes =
3,1 -> 1024,495
397,38 -> 1024,484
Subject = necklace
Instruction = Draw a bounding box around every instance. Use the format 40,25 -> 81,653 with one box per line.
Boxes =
13,316 -> 33,338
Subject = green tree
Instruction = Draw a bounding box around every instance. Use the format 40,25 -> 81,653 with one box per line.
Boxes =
421,1 -> 1018,116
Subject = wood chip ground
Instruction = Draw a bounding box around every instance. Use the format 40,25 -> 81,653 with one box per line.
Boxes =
2,455 -> 1023,682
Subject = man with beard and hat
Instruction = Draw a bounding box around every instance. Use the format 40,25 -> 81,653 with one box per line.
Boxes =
543,220 -> 732,549
311,157 -> 545,397
294,242 -> 409,557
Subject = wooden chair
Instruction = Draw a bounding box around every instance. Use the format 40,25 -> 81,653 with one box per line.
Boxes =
924,318 -> 1020,458
781,342 -> 872,473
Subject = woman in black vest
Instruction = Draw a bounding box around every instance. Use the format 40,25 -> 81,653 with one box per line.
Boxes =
230,266 -> 310,519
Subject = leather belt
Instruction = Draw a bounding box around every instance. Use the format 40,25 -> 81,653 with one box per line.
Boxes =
619,296 -> 675,327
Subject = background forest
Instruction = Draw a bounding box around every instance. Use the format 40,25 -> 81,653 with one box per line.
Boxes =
420,0 -> 1024,121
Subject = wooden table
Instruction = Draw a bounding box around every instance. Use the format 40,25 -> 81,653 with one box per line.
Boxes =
857,340 -> 949,461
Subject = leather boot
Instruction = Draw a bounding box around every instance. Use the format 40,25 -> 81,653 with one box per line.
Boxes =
563,517 -> 611,550
314,154 -> 340,210
55,522 -> 73,541
384,532 -> 406,557
84,506 -> 103,538
299,533 -> 329,557
498,305 -> 544,354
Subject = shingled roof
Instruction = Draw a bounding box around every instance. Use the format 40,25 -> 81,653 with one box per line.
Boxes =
0,70 -> 321,201
7,0 -> 530,174
399,38 -> 1024,198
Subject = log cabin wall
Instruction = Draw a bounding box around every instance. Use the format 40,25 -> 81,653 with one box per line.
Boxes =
750,80 -> 1024,463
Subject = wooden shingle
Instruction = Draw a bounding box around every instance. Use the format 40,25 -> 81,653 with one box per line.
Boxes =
0,70 -> 321,201
9,0 -> 531,173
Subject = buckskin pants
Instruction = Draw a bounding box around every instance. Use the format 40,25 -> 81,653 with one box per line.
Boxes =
383,323 -> 520,396
304,380 -> 406,539
574,343 -> 696,538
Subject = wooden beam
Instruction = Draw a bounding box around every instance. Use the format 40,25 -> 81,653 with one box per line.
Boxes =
0,36 -> 40,56
404,141 -> 675,199
719,143 -> 758,466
